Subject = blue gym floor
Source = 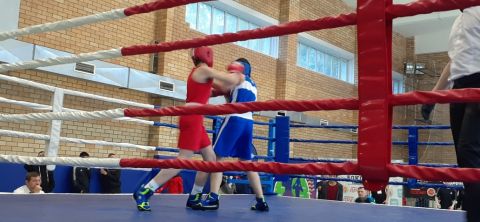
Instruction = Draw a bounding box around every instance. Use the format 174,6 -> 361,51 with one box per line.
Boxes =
0,194 -> 464,222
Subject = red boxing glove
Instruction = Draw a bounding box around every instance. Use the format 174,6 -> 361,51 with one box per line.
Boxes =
227,62 -> 244,73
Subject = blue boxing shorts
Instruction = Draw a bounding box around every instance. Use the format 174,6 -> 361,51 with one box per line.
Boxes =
214,116 -> 254,160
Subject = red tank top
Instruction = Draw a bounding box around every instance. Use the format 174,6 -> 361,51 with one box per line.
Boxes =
186,68 -> 213,104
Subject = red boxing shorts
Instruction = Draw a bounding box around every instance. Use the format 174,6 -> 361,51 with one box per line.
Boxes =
178,115 -> 211,151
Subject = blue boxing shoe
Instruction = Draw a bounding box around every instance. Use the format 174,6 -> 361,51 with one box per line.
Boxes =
133,187 -> 154,211
186,193 -> 203,209
251,197 -> 269,212
200,192 -> 219,210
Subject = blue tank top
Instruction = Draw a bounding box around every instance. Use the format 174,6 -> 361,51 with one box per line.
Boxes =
228,77 -> 257,120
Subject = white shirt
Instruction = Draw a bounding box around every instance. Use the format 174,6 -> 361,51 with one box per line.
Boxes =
13,185 -> 44,194
448,6 -> 480,82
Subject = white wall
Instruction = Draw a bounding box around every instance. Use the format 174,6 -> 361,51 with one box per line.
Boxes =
415,29 -> 451,54
0,0 -> 21,32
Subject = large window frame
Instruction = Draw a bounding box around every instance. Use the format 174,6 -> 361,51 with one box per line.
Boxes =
185,2 -> 279,58
297,34 -> 355,84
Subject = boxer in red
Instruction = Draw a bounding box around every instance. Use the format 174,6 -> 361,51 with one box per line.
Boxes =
133,46 -> 242,211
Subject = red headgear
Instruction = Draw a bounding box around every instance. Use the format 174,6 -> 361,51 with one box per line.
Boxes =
192,46 -> 213,67
227,62 -> 245,73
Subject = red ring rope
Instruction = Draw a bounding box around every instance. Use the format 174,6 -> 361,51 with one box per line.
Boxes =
118,158 -> 480,183
120,158 -> 360,175
124,98 -> 359,117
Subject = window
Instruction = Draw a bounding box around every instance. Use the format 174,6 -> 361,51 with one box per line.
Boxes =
237,19 -> 249,48
197,3 -> 212,34
225,13 -> 237,33
393,78 -> 405,94
185,3 -> 279,57
297,43 -> 354,84
212,8 -> 225,34
297,44 -> 308,68
340,61 -> 348,82
185,4 -> 197,29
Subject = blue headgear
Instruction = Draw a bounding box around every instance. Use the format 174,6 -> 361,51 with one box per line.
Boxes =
235,58 -> 251,77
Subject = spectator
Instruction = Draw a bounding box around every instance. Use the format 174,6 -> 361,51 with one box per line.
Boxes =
415,196 -> 430,208
72,152 -> 90,193
371,187 -> 388,204
99,153 -> 121,194
455,189 -> 464,210
155,175 -> 184,194
436,186 -> 457,210
219,176 -> 235,194
23,151 -> 55,193
14,172 -> 44,194
317,180 -> 343,201
355,187 -> 374,203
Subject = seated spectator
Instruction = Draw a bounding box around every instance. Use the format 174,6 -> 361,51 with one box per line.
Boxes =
455,189 -> 464,210
99,153 -> 121,193
219,176 -> 235,194
24,151 -> 55,193
72,152 -> 90,193
317,180 -> 343,201
436,185 -> 456,210
371,187 -> 388,204
155,175 -> 184,194
14,172 -> 44,194
355,187 -> 374,203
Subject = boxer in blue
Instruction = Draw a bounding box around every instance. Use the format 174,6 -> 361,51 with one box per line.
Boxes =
200,58 -> 269,211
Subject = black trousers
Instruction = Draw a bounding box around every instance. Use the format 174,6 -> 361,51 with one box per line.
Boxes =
450,73 -> 480,222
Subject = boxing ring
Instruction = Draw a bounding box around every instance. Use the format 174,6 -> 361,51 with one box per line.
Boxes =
0,194 -> 464,222
1,0 -> 480,221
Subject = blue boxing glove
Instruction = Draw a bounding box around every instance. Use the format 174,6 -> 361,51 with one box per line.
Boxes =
421,104 -> 435,121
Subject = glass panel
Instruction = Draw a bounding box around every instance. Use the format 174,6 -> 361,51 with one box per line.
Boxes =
260,38 -> 271,55
349,72 -> 355,84
324,54 -> 332,76
225,13 -> 237,33
212,8 -> 225,34
316,52 -> 325,73
249,24 -> 260,51
297,43 -> 308,67
340,60 -> 348,81
197,3 -> 212,34
271,37 -> 279,57
185,4 -> 198,29
332,57 -> 339,78
237,19 -> 249,47
393,81 -> 399,94
307,47 -> 316,71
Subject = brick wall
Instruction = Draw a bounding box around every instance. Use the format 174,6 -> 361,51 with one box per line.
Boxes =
405,52 -> 456,163
0,0 -> 419,163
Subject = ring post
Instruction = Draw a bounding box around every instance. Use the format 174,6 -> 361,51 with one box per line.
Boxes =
267,118 -> 276,158
274,116 -> 290,182
407,127 -> 419,188
264,118 -> 276,194
357,0 -> 393,191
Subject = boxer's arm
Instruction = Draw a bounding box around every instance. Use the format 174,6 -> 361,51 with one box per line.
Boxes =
197,66 -> 243,87
432,61 -> 451,91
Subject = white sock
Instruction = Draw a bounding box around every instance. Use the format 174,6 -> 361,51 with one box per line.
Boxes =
144,180 -> 160,191
190,184 -> 204,195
